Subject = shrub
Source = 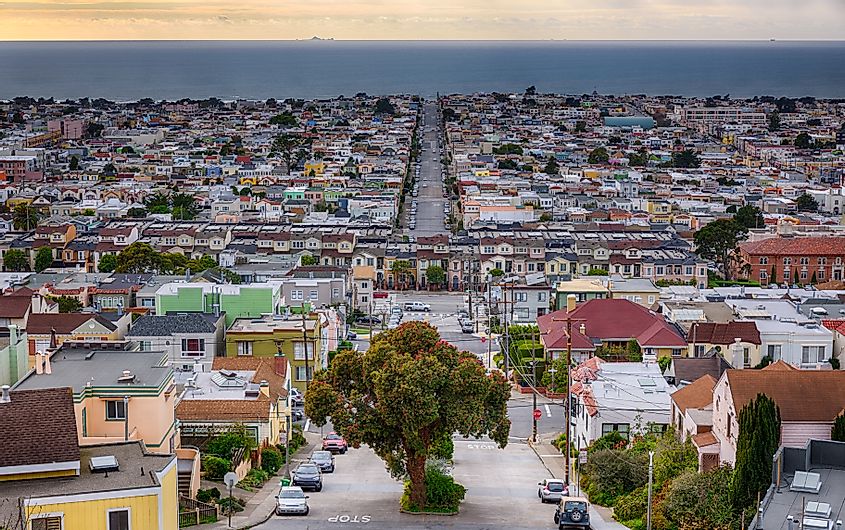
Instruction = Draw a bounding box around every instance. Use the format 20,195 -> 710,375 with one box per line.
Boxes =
583,449 -> 648,505
613,485 -> 648,522
196,487 -> 221,503
237,468 -> 270,490
589,431 -> 627,454
217,497 -> 246,513
261,447 -> 283,474
400,467 -> 466,513
201,455 -> 231,481
662,467 -> 738,530
205,425 -> 256,459
430,432 -> 454,461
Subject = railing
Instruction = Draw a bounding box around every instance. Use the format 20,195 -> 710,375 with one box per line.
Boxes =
178,495 -> 218,527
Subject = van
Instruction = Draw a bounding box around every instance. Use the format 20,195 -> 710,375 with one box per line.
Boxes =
403,301 -> 431,312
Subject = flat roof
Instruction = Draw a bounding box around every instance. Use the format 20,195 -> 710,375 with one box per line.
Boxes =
760,467 -> 845,530
228,315 -> 317,333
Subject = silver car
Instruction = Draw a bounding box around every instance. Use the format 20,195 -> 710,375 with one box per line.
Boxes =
276,486 -> 309,516
538,479 -> 569,503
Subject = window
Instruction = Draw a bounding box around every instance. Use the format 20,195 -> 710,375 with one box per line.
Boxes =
819,257 -> 827,265
601,423 -> 630,440
296,365 -> 313,381
32,516 -> 63,530
760,271 -> 768,281
783,257 -> 791,265
294,342 -> 314,360
802,346 -> 825,364
138,340 -> 151,351
332,288 -> 340,298
106,400 -> 126,421
801,271 -> 808,280
694,344 -> 705,357
800,257 -> 809,266
819,269 -> 825,279
743,347 -> 750,367
685,266 -> 693,275
181,338 -> 205,357
237,341 -> 253,356
783,269 -> 790,280
759,257 -> 769,265
648,296 -> 656,305
537,292 -> 546,302
309,290 -> 318,300
107,509 -> 130,530
291,290 -> 303,301
767,344 -> 782,359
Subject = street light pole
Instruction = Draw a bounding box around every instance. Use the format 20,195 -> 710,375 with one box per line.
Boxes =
647,450 -> 654,530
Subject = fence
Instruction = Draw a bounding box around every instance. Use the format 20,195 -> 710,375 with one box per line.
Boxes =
178,495 -> 218,527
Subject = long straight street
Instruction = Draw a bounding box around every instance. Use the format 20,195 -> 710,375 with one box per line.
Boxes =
410,101 -> 446,237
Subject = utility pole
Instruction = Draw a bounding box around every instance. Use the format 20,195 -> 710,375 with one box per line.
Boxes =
503,280 -> 510,381
368,299 -> 373,338
301,302 -> 311,389
531,327 -> 538,443
551,296 -> 585,488
486,277 -> 492,369
647,450 -> 654,530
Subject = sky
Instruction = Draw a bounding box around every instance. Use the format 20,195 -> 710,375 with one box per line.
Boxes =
1,0 -> 844,41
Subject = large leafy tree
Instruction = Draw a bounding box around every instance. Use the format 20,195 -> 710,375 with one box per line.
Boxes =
733,205 -> 764,230
390,259 -> 413,290
12,204 -> 39,231
98,253 -> 117,273
3,249 -> 28,272
171,193 -> 198,220
425,265 -> 446,289
795,193 -> 819,212
588,147 -> 610,164
271,133 -> 307,173
305,322 -> 511,509
115,242 -> 162,273
34,247 -> 53,273
693,219 -> 748,281
731,393 -> 781,511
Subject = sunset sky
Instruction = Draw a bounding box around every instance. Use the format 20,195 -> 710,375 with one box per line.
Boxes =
1,0 -> 843,41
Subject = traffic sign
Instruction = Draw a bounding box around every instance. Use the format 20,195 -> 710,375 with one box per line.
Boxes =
533,408 -> 542,420
579,449 -> 588,465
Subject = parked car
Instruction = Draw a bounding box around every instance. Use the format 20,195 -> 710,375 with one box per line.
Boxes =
310,450 -> 336,473
355,316 -> 381,325
291,409 -> 304,422
346,331 -> 357,340
275,486 -> 309,516
461,321 -> 474,334
373,291 -> 389,299
554,496 -> 591,529
289,387 -> 304,406
403,301 -> 431,312
291,463 -> 323,492
538,479 -> 568,503
322,432 -> 348,454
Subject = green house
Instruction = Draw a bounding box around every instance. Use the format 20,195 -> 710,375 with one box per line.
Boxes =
155,282 -> 283,326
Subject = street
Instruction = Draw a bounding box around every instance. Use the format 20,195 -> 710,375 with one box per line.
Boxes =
409,101 -> 446,237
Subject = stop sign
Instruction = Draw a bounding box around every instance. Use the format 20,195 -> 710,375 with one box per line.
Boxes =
480,336 -> 486,343
533,408 -> 542,420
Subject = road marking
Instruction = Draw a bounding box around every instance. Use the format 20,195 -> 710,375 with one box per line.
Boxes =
466,443 -> 497,450
545,405 -> 552,418
328,515 -> 372,523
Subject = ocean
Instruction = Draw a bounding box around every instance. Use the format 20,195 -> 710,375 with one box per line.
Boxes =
1,40 -> 843,101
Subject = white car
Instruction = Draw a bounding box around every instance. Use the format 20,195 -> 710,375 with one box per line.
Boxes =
403,301 -> 431,312
276,486 -> 309,516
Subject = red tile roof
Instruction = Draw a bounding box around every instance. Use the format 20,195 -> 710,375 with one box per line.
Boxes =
725,369 -> 845,422
671,374 -> 716,414
689,322 -> 761,346
741,237 -> 845,256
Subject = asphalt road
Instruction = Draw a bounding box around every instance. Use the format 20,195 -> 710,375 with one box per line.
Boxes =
256,439 -> 563,530
410,101 -> 446,237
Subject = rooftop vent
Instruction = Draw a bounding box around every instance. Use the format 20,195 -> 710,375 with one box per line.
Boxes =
90,455 -> 120,473
117,370 -> 135,383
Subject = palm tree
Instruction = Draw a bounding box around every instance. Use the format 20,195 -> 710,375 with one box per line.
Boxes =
12,204 -> 39,231
390,259 -> 412,291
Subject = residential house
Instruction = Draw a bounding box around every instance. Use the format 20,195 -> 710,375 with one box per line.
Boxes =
739,236 -> 845,285
176,355 -> 290,449
554,278 -> 608,310
0,387 -> 178,530
224,314 -> 321,393
0,325 -> 27,387
25,312 -> 130,359
127,312 -> 226,372
607,276 -> 660,308
14,340 -> 179,454
155,282 -> 283,326
687,321 -> 762,368
571,358 -> 672,447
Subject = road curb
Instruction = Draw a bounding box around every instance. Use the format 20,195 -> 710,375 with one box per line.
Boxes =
399,508 -> 459,516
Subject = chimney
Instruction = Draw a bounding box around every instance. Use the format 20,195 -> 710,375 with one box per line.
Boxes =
566,294 -> 577,313
43,351 -> 52,374
259,380 -> 270,397
274,353 -> 286,377
35,351 -> 44,375
0,385 -> 9,403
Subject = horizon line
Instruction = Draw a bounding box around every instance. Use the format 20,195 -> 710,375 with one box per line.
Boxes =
1,38 -> 844,43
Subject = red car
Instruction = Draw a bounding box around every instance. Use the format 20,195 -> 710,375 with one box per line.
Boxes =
321,432 -> 348,454
373,291 -> 389,299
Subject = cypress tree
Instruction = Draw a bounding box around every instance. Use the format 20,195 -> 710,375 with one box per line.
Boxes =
832,411 -> 845,442
731,393 -> 781,511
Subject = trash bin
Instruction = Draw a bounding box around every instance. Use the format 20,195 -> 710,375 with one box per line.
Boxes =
280,477 -> 291,487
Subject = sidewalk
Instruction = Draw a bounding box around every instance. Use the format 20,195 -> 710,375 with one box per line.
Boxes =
195,432 -> 319,530
529,438 -> 628,530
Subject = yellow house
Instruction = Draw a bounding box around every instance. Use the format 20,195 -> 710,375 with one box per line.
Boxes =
304,160 -> 325,176
14,341 -> 179,454
0,387 -> 178,530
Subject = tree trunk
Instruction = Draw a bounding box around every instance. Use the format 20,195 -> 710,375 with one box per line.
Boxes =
407,452 -> 427,508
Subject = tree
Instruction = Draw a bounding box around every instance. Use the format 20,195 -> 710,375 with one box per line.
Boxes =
34,247 -> 53,273
627,150 -> 648,167
305,322 -> 511,509
390,259 -> 413,290
271,133 -> 307,172
375,97 -> 396,116
12,204 -> 39,231
663,467 -> 738,530
544,157 -> 560,175
832,412 -> 845,442
269,112 -> 298,127
3,249 -> 27,272
488,268 -> 504,278
539,212 -> 553,222
794,132 -> 813,149
102,163 -> 117,177
425,265 -> 446,289
671,149 -> 701,168
115,242 -> 162,273
733,205 -> 764,230
52,295 -> 82,313
574,121 -> 587,133
768,112 -> 780,132
795,193 -> 819,212
693,219 -> 748,281
731,393 -> 781,511
540,357 -> 568,393
588,147 -> 610,164
127,207 -> 147,218
171,193 -> 198,220
301,254 -> 318,266
69,155 -> 80,170
98,253 -> 117,273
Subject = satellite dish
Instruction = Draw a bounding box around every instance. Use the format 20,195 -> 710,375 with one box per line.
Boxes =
224,472 -> 238,488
